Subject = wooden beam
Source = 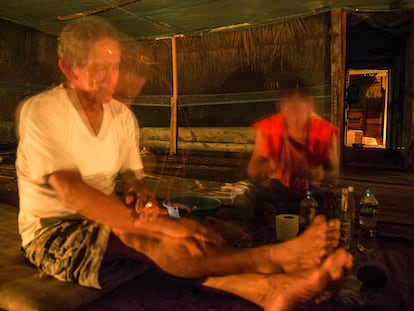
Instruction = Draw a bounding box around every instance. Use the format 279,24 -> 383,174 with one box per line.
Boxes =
330,9 -> 346,165
132,85 -> 330,107
169,36 -> 178,155
57,0 -> 142,20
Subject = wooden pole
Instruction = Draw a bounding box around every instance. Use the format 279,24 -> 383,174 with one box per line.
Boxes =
169,36 -> 178,155
404,14 -> 414,167
330,9 -> 346,167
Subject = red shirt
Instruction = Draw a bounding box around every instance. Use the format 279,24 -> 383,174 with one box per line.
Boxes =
254,114 -> 338,194
255,114 -> 338,165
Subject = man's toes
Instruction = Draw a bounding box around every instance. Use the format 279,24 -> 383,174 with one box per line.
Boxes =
327,219 -> 340,230
311,214 -> 327,226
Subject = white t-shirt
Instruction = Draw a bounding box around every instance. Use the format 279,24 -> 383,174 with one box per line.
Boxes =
16,84 -> 143,246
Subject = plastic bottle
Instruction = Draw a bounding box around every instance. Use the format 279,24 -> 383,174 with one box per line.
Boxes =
299,190 -> 318,233
357,188 -> 379,253
339,187 -> 353,250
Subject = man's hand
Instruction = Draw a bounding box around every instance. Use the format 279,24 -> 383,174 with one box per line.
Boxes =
132,215 -> 225,256
123,188 -> 168,223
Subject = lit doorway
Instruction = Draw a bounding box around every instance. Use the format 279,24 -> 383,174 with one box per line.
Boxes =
344,69 -> 389,149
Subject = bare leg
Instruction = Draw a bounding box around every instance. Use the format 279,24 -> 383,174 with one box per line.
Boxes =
201,248 -> 353,311
110,215 -> 340,278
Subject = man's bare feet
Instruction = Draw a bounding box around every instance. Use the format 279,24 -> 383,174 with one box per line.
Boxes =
269,215 -> 341,273
262,248 -> 353,311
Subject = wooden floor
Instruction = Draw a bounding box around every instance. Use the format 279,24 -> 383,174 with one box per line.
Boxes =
140,154 -> 414,240
2,153 -> 414,239
1,201 -> 413,311
1,156 -> 414,310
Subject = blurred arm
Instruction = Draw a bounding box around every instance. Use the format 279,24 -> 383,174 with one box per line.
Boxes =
247,130 -> 275,179
322,133 -> 340,185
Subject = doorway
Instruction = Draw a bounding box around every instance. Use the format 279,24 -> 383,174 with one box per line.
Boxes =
344,69 -> 389,149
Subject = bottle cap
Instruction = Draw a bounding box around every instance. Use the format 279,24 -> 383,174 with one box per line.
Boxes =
366,188 -> 374,195
305,190 -> 313,196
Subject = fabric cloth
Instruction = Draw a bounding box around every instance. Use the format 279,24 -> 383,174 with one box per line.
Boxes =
15,84 -> 144,288
22,219 -> 111,289
22,219 -> 148,289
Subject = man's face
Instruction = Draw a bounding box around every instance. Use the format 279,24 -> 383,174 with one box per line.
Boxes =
69,39 -> 121,104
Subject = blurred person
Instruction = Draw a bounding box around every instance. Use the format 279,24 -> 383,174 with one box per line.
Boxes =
230,83 -> 339,227
16,17 -> 350,311
114,40 -> 150,106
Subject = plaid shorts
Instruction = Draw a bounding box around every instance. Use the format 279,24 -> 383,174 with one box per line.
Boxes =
22,219 -> 148,289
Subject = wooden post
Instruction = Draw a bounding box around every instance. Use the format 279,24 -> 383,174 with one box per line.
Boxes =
169,36 -> 178,155
330,9 -> 346,166
405,15 -> 414,167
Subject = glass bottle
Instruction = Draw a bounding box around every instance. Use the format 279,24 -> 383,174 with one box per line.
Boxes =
323,190 -> 336,220
348,186 -> 357,238
339,187 -> 353,250
357,188 -> 379,253
299,190 -> 318,233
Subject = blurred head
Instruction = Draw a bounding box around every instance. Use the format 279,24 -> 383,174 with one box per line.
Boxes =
278,81 -> 314,126
57,17 -> 121,103
57,16 -> 120,68
114,40 -> 151,106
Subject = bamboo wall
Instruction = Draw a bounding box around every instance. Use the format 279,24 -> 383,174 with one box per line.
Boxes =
0,19 -> 59,141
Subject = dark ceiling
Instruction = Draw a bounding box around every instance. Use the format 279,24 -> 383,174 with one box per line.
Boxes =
1,0 -> 414,40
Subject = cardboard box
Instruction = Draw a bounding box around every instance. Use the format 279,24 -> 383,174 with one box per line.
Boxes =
346,130 -> 363,145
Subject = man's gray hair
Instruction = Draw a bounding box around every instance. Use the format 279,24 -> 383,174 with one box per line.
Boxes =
57,16 -> 120,68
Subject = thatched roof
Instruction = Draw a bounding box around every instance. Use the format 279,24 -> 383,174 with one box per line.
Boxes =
134,13 -> 330,95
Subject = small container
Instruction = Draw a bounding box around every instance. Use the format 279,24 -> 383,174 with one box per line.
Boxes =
162,196 -> 221,219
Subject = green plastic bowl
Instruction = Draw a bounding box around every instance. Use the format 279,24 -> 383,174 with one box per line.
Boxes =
162,196 -> 221,219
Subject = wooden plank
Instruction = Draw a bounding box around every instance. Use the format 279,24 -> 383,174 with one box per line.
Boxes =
142,140 -> 254,153
330,9 -> 346,165
141,126 -> 255,153
141,127 -> 255,144
177,127 -> 255,144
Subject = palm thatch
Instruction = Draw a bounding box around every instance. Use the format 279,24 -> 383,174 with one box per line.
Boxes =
132,13 -> 330,95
